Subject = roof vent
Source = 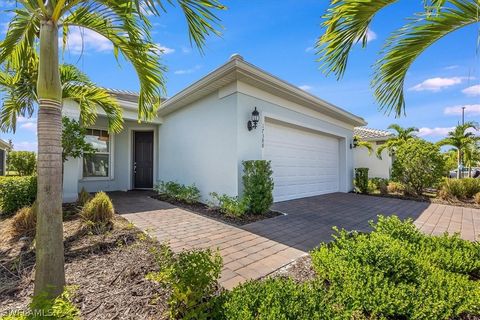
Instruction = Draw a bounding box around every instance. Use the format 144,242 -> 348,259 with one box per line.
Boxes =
230,53 -> 244,61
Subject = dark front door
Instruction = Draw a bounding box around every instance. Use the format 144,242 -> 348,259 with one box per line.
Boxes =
133,131 -> 154,189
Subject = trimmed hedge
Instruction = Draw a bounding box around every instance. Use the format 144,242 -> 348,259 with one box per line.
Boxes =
210,216 -> 480,320
242,160 -> 274,215
354,168 -> 369,194
0,176 -> 37,215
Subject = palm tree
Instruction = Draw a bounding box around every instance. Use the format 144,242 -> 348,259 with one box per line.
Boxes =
354,135 -> 373,154
0,50 -> 123,132
438,122 -> 479,178
376,124 -> 418,158
463,142 -> 480,177
0,0 -> 224,300
317,0 -> 479,115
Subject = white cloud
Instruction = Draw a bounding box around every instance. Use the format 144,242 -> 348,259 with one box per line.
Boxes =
13,141 -> 37,152
418,127 -> 454,137
174,65 -> 202,75
410,76 -> 471,92
305,46 -> 315,53
365,28 -> 377,43
62,27 -> 113,54
17,116 -> 32,123
444,65 -> 459,70
181,46 -> 191,54
20,121 -> 36,132
298,85 -> 312,91
462,84 -> 480,97
154,43 -> 175,55
444,104 -> 480,116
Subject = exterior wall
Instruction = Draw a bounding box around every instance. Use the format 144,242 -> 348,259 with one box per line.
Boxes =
235,81 -> 355,194
158,92 -> 238,201
62,101 -> 159,202
353,142 -> 392,179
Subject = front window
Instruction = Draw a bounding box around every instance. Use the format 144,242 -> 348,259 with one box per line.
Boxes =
83,129 -> 110,178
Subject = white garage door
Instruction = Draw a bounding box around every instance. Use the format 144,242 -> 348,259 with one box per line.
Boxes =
264,121 -> 340,202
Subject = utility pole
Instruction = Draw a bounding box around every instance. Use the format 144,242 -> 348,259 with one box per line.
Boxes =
462,106 -> 465,126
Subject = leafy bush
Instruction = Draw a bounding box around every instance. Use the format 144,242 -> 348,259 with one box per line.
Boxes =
310,216 -> 480,319
391,139 -> 445,196
387,181 -> 404,194
209,192 -> 249,217
0,176 -> 37,215
242,160 -> 274,215
1,286 -> 79,319
77,187 -> 91,206
62,117 -> 95,162
7,151 -> 36,176
10,202 -> 37,238
439,178 -> 480,200
367,178 -> 389,194
212,278 -> 336,320
155,181 -> 201,204
80,192 -> 114,230
354,168 -> 369,194
147,245 -> 222,319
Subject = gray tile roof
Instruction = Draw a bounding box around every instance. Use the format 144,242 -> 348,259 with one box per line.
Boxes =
354,127 -> 394,141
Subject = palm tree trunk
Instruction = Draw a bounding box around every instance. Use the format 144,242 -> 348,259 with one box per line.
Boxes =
33,19 -> 65,299
457,149 -> 461,179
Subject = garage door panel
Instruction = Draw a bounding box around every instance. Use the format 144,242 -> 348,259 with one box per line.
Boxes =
264,121 -> 340,202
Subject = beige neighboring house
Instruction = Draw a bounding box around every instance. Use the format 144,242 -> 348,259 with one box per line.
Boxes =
353,127 -> 394,179
0,139 -> 9,176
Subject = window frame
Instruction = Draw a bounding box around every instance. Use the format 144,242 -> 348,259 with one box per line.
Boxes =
80,127 -> 114,181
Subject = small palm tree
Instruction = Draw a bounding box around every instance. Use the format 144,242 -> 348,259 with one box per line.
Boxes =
0,0 -> 224,300
376,124 -> 418,158
354,135 -> 373,154
463,142 -> 480,177
438,122 -> 479,178
0,49 -> 123,132
317,0 -> 479,115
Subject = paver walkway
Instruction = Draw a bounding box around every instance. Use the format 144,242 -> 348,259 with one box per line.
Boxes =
111,191 -> 480,289
110,192 -> 305,289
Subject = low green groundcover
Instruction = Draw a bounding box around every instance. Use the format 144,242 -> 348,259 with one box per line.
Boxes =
213,216 -> 480,320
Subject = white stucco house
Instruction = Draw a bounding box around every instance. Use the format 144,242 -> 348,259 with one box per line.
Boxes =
353,127 -> 394,179
62,54 -> 367,203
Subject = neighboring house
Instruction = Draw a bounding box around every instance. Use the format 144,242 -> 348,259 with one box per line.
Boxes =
0,139 -> 9,176
62,54 -> 366,203
353,127 -> 394,179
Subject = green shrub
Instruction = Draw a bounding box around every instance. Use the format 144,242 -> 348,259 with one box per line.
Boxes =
147,245 -> 222,319
310,216 -> 480,319
391,139 -> 445,196
212,278 -> 338,320
208,192 -> 249,217
80,192 -> 114,230
77,187 -> 91,206
354,168 -> 369,194
7,151 -> 36,176
439,178 -> 480,200
387,181 -> 404,194
0,176 -> 37,215
1,286 -> 79,320
155,181 -> 201,204
11,202 -> 37,238
242,160 -> 274,215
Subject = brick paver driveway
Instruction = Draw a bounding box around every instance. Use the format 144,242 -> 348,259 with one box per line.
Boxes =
244,193 -> 479,251
111,191 -> 479,289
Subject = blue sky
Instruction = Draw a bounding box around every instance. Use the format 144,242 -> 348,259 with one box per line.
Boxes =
0,0 -> 479,151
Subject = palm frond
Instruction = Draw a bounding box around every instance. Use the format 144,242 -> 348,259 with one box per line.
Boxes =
62,4 -> 165,120
373,0 -> 480,116
316,0 -> 396,79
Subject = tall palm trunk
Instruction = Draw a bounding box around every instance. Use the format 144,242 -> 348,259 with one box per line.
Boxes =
457,149 -> 461,179
34,19 -> 65,299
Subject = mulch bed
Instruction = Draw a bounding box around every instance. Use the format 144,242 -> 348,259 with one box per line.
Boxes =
359,192 -> 480,209
270,255 -> 316,283
152,194 -> 282,226
0,212 -> 168,319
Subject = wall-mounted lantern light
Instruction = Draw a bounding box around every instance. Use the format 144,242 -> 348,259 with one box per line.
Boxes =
247,107 -> 260,131
350,136 -> 358,149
